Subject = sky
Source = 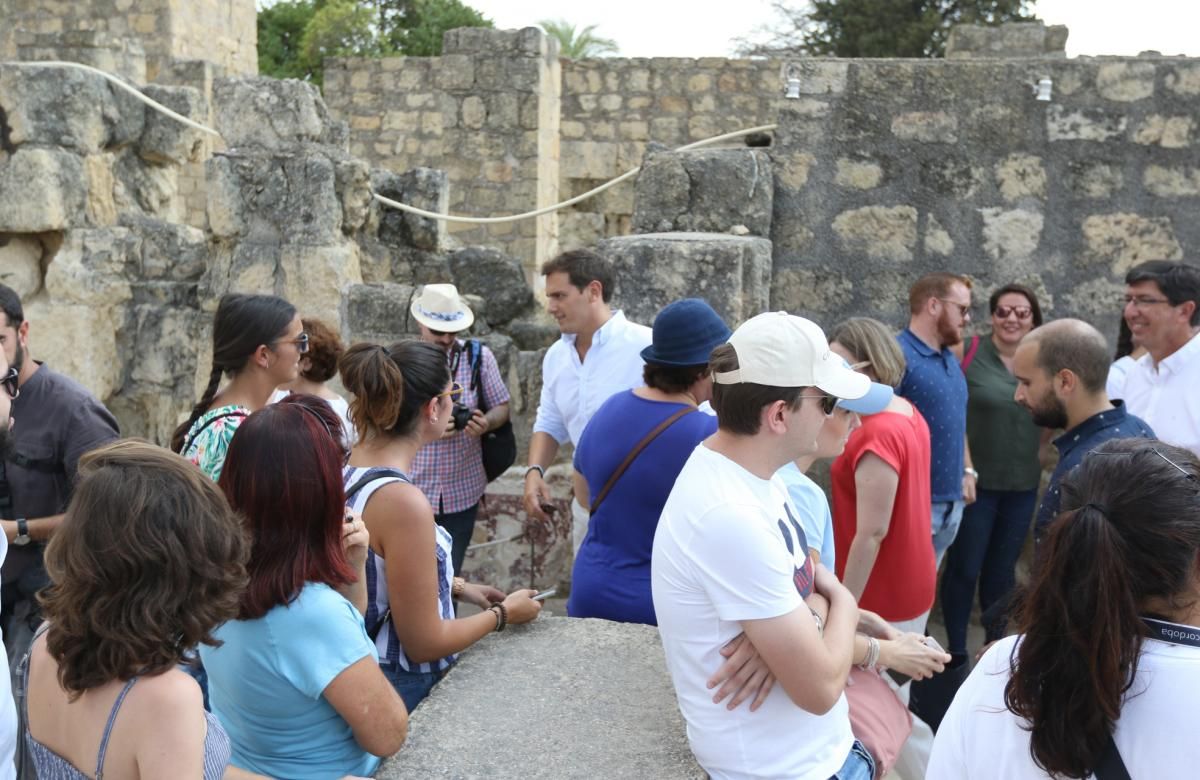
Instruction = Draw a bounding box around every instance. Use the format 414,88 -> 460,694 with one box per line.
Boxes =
466,0 -> 1200,59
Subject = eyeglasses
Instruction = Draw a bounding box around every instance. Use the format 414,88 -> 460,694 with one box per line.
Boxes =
938,299 -> 971,318
1121,295 -> 1173,309
438,382 -> 464,400
994,305 -> 1033,321
799,393 -> 838,416
0,367 -> 17,400
273,333 -> 310,354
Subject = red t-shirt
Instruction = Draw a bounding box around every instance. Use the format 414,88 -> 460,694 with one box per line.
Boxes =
830,407 -> 936,622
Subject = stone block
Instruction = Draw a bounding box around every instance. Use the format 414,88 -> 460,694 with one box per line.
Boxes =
372,167 -> 449,252
1096,62 -> 1156,102
138,84 -> 207,165
279,243 -> 362,326
599,233 -> 772,327
1131,116 -> 1193,148
1047,106 -> 1127,142
0,235 -> 44,298
377,618 -> 702,780
995,154 -> 1047,201
0,63 -> 138,154
1165,64 -> 1200,96
832,206 -> 919,263
632,149 -> 773,237
1068,162 -> 1124,199
205,151 -> 341,244
834,158 -> 883,190
776,152 -> 816,191
336,159 -> 373,234
945,21 -> 1067,59
771,268 -> 854,319
891,112 -> 958,143
205,241 -> 282,297
1081,213 -> 1183,275
561,141 -> 619,180
447,247 -> 533,326
344,282 -> 416,344
120,213 -> 207,281
781,60 -> 849,95
980,208 -> 1044,263
506,320 -> 559,352
44,228 -> 136,306
113,149 -> 179,220
0,148 -> 86,232
213,77 -> 344,150
23,298 -> 123,402
1143,166 -> 1200,198
924,215 -> 955,257
84,153 -> 118,227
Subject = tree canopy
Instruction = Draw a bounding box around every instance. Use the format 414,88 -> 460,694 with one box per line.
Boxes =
257,0 -> 493,86
538,19 -> 619,59
736,0 -> 1037,58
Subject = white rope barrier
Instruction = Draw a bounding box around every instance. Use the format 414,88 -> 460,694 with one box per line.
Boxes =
3,60 -> 777,225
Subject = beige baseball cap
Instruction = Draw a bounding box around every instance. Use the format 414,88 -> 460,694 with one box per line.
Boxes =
713,311 -> 872,400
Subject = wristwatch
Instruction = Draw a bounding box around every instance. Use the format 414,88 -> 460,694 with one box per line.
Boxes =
524,465 -> 545,480
964,467 -> 979,480
13,519 -> 30,546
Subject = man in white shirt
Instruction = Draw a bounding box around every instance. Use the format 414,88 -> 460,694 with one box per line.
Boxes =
652,312 -> 875,780
1117,261 -> 1200,455
0,347 -> 18,778
523,249 -> 652,552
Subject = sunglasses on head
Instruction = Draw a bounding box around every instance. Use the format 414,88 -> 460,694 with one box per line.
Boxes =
0,367 -> 17,400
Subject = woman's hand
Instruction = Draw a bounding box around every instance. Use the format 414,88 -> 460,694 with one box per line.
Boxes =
878,633 -> 950,682
500,589 -> 542,625
706,632 -> 775,712
460,582 -> 505,610
857,609 -> 901,640
341,511 -> 369,571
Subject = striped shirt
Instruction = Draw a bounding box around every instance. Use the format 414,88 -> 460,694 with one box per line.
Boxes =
411,340 -> 511,514
343,466 -> 457,674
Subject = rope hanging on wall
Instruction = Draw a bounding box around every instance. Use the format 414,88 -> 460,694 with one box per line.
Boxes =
4,60 -> 777,226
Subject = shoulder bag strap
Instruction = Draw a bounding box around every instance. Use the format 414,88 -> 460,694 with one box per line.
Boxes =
182,410 -> 247,455
960,334 -> 981,372
469,340 -> 488,412
1093,732 -> 1132,780
590,406 -> 696,515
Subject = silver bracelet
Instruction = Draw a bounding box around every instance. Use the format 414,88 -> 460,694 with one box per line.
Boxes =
809,607 -> 824,636
858,636 -> 880,670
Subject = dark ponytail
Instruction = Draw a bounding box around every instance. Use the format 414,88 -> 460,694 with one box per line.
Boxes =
339,340 -> 449,442
171,293 -> 296,452
1005,438 -> 1200,777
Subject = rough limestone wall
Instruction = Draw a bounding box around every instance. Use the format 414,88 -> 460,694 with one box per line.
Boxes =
767,56 -> 1200,336
325,28 -> 561,274
0,62 -> 210,443
557,57 -> 780,249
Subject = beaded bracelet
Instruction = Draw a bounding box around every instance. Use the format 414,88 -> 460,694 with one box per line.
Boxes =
488,602 -> 508,632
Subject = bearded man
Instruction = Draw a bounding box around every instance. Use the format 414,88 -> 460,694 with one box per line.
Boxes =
896,273 -> 976,563
1012,319 -> 1155,542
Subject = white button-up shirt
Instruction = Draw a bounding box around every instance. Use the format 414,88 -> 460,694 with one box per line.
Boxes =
533,310 -> 652,445
1120,330 -> 1200,456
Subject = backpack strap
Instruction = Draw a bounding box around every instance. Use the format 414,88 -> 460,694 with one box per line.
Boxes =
960,334 -> 981,372
590,406 -> 696,515
181,410 -> 247,455
468,340 -> 489,413
1093,732 -> 1132,780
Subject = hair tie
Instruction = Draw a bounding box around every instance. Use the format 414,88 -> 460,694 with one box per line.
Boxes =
377,344 -> 390,357
1082,502 -> 1108,516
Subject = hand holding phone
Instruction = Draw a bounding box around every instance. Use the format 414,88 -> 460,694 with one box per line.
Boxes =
532,588 -> 557,602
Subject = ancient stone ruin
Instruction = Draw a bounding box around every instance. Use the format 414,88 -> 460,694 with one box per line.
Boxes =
2,0 -> 1199,596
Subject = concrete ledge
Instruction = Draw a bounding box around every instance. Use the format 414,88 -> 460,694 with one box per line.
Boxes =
377,616 -> 703,779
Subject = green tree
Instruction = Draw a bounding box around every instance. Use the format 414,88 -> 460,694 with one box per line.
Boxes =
258,0 -> 319,80
300,0 -> 380,85
737,0 -> 1036,58
389,0 -> 493,56
538,19 -> 619,59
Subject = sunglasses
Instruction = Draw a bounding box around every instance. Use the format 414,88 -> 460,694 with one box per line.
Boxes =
799,393 -> 839,416
438,382 -> 464,400
0,367 -> 17,400
994,305 -> 1033,321
938,298 -> 971,317
272,333 -> 310,354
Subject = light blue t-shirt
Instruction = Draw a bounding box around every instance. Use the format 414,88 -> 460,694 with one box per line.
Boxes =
776,463 -> 836,569
200,583 -> 380,780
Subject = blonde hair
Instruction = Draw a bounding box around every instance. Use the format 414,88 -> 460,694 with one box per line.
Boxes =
828,318 -> 907,389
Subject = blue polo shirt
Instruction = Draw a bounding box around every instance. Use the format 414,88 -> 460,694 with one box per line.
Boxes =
897,328 -> 968,503
1035,401 -> 1155,536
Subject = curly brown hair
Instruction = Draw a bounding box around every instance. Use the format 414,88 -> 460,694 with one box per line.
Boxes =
39,440 -> 249,697
300,317 -> 345,383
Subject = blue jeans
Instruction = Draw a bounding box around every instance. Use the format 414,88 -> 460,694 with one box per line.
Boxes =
381,662 -> 445,712
940,487 -> 1037,655
931,500 -> 966,565
829,740 -> 876,780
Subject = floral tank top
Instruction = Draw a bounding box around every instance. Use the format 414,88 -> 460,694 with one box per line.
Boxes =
181,405 -> 250,482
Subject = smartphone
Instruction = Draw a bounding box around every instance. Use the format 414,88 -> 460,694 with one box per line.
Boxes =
539,501 -> 557,517
532,588 -> 557,601
886,636 -> 947,686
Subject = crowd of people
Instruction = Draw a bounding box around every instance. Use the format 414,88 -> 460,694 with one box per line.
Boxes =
0,251 -> 1194,779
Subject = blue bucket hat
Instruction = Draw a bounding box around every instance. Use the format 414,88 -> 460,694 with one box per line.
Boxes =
641,299 -> 732,367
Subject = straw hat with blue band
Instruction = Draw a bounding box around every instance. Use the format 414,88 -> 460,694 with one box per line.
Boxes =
410,283 -> 475,333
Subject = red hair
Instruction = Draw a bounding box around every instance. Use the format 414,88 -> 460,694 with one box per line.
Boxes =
218,394 -> 354,620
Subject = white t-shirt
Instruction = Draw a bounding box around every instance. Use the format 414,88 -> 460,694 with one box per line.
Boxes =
928,633 -> 1200,779
651,444 -> 854,780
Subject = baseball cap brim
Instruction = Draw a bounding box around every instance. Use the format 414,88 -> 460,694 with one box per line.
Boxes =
837,381 -> 893,414
810,351 -> 872,401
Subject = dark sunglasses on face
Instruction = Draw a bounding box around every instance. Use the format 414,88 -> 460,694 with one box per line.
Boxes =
273,332 -> 310,354
799,392 -> 839,416
0,367 -> 17,400
994,305 -> 1033,321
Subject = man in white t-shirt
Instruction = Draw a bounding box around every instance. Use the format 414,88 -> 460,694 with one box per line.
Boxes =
652,312 -> 875,780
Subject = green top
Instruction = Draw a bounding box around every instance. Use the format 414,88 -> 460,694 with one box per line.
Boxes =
181,404 -> 251,482
965,335 -> 1043,492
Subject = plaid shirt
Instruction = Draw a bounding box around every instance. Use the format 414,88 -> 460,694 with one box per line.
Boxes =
411,340 -> 511,514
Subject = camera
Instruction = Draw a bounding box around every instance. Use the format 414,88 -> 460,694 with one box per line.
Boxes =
451,403 -> 473,431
